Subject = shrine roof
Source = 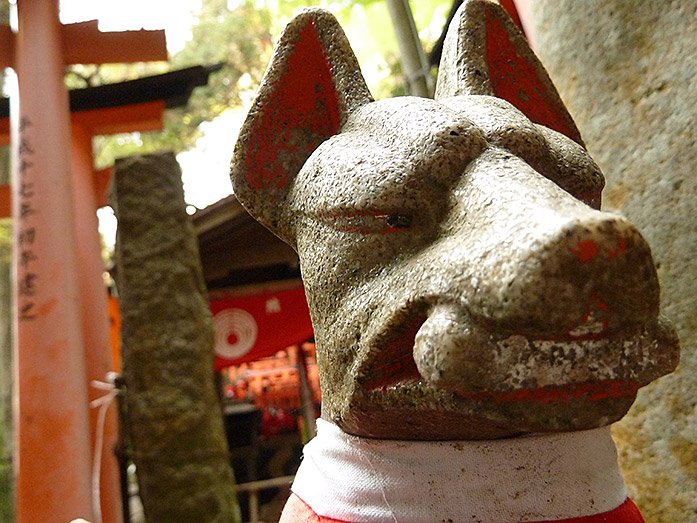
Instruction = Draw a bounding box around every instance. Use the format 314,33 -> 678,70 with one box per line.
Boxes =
0,64 -> 222,118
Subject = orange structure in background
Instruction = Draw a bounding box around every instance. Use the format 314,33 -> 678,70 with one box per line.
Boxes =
226,344 -> 321,410
223,343 -> 321,443
0,2 -> 167,521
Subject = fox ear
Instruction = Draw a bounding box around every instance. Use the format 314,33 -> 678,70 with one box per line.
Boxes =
231,8 -> 373,236
435,0 -> 583,146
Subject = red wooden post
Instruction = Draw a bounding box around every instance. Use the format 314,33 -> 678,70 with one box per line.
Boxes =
71,123 -> 122,523
11,0 -> 93,520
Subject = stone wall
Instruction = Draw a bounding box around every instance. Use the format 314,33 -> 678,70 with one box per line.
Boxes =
526,2 -> 696,521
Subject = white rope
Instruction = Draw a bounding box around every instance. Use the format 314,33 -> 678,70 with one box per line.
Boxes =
89,371 -> 120,523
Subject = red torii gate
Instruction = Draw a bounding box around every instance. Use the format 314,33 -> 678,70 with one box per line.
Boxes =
0,2 -> 167,521
0,62 -> 218,522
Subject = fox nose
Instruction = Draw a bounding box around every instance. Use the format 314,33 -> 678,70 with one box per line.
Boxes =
473,213 -> 660,335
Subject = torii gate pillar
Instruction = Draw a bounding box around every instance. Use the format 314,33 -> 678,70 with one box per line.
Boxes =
11,1 -> 92,520
5,1 -> 167,521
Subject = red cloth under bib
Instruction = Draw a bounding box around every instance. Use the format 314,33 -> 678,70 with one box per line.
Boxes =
280,493 -> 646,523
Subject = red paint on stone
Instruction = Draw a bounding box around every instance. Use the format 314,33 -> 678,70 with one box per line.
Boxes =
467,379 -> 639,405
485,11 -> 581,144
607,237 -> 627,258
571,239 -> 598,262
244,21 -> 341,192
591,293 -> 608,311
363,317 -> 425,390
498,0 -> 525,34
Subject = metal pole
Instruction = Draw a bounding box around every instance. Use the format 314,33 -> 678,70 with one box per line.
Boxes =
114,375 -> 132,523
295,345 -> 316,441
386,0 -> 434,97
11,0 -> 93,520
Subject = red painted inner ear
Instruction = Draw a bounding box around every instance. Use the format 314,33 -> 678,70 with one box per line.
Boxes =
485,11 -> 581,144
245,21 -> 341,191
498,0 -> 525,34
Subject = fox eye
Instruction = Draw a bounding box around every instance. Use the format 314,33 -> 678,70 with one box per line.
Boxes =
316,211 -> 414,234
386,214 -> 411,228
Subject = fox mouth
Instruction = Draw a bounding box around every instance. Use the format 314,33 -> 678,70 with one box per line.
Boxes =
361,310 -> 679,405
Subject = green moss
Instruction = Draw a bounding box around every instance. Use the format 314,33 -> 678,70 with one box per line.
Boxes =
0,458 -> 14,523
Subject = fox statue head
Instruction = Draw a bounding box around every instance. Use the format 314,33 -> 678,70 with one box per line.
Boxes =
231,0 -> 679,440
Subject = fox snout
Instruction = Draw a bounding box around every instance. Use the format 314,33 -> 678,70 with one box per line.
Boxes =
411,202 -> 665,395
441,147 -> 659,337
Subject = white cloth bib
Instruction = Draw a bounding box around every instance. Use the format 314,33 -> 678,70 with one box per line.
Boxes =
291,419 -> 628,523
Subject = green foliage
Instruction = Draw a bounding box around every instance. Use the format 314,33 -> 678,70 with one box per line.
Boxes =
87,0 -> 447,170
0,145 -> 8,190
0,1 -> 8,25
0,217 -> 11,523
0,464 -> 13,523
268,0 -> 382,25
264,0 -> 446,98
0,219 -> 10,265
166,0 -> 274,146
92,0 -> 274,169
0,407 -> 12,523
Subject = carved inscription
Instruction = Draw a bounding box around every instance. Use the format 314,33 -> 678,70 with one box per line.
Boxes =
17,116 -> 38,321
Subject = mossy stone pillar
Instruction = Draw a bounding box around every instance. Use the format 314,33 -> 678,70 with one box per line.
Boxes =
113,152 -> 239,522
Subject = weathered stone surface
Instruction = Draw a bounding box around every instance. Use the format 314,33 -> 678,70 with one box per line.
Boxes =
528,1 -> 696,520
231,3 -> 678,442
113,152 -> 239,522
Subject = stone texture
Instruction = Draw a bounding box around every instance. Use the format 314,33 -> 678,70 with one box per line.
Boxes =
112,152 -> 239,522
231,3 -> 678,442
528,2 -> 697,521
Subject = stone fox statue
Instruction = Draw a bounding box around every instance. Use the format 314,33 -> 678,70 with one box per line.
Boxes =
231,1 -> 680,521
